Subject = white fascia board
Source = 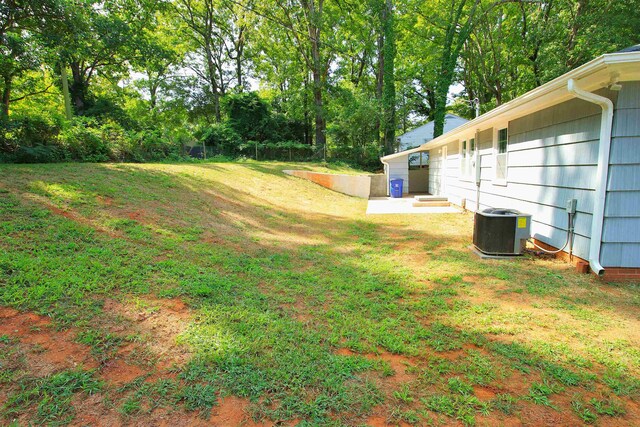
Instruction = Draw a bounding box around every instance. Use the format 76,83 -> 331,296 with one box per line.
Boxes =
381,145 -> 428,161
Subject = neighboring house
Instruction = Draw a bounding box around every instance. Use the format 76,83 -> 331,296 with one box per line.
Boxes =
397,114 -> 469,152
380,45 -> 640,279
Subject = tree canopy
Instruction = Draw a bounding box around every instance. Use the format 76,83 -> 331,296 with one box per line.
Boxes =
1,0 -> 638,166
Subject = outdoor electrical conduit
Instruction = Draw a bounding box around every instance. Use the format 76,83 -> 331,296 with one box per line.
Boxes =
567,78 -> 614,276
381,159 -> 391,196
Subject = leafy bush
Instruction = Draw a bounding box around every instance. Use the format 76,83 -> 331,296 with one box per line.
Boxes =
57,118 -> 111,162
223,92 -> 271,142
327,87 -> 382,169
0,115 -> 61,162
200,123 -> 243,156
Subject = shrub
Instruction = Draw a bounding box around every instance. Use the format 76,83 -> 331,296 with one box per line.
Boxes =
0,115 -> 61,162
200,123 -> 243,156
57,118 -> 110,162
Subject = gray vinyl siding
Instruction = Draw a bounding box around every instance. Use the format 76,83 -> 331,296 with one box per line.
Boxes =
428,93 -> 618,261
417,82 -> 640,267
488,96 -> 609,260
602,81 -> 640,267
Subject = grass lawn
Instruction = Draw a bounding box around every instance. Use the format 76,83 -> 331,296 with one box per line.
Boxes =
0,160 -> 639,426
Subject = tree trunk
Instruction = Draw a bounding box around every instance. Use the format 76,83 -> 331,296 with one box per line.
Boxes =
381,0 -> 396,155
60,64 -> 73,120
433,66 -> 452,138
236,55 -> 243,89
69,62 -> 87,115
307,0 -> 326,156
374,4 -> 384,147
303,74 -> 312,146
312,67 -> 325,155
204,41 -> 222,122
1,75 -> 11,118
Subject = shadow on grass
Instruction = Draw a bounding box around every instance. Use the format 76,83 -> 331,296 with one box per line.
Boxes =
0,162 -> 639,426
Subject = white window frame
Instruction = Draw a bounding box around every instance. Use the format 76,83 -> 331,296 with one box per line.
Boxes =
459,133 -> 476,182
493,125 -> 509,186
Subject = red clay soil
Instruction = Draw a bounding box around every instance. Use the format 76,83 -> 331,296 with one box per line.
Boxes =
335,348 -> 418,386
103,297 -> 193,368
0,303 -> 301,426
365,415 -> 412,427
0,306 -> 98,374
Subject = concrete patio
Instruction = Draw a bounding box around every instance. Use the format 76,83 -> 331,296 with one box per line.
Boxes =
366,195 -> 462,215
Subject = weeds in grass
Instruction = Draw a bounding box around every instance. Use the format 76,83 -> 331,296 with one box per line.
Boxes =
2,370 -> 102,424
423,393 -> 486,426
527,380 -> 563,408
2,162 -> 640,425
590,396 -> 626,416
571,399 -> 597,424
491,394 -> 518,415
393,384 -> 414,404
75,329 -> 123,363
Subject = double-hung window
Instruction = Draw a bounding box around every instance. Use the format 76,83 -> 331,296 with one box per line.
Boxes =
460,137 -> 476,179
460,140 -> 468,177
494,127 -> 508,184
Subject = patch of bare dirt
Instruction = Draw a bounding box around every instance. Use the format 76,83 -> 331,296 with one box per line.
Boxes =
335,348 -> 418,386
100,358 -> 147,385
72,393 -> 123,427
126,210 -> 145,221
207,396 -> 270,427
103,297 -> 192,367
475,413 -> 523,426
365,414 -> 412,427
473,385 -> 497,400
517,400 -> 579,426
0,306 -> 97,375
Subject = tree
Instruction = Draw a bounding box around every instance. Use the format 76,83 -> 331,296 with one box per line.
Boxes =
0,0 -> 63,118
380,0 -> 396,155
44,0 -> 154,115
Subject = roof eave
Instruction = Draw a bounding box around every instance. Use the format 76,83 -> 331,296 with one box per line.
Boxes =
413,51 -> 640,152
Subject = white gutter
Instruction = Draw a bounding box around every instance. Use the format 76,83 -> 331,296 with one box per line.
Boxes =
567,78 -> 614,277
399,51 -> 640,156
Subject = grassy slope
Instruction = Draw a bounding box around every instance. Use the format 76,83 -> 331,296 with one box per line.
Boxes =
0,160 -> 639,426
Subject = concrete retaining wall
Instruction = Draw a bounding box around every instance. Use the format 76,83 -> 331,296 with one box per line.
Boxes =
284,170 -> 387,199
369,175 -> 387,197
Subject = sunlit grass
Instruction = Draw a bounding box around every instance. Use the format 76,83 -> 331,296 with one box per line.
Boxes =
0,160 -> 639,426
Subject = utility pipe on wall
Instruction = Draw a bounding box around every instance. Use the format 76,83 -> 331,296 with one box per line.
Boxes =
381,159 -> 390,196
474,130 -> 481,212
567,78 -> 614,276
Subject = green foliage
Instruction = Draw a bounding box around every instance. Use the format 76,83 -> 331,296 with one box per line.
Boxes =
197,92 -> 310,160
2,162 -> 640,424
327,86 -> 382,169
2,369 -> 102,424
200,122 -> 243,157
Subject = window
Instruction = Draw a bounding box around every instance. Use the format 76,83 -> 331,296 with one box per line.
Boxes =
408,152 -> 428,170
498,129 -> 507,153
460,137 -> 476,179
494,127 -> 508,184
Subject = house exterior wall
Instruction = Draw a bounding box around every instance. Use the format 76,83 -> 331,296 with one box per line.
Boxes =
602,81 -> 640,267
387,156 -> 409,194
427,88 -> 629,263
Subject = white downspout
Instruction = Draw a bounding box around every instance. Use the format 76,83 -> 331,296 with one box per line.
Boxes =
567,78 -> 614,277
381,159 -> 390,196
